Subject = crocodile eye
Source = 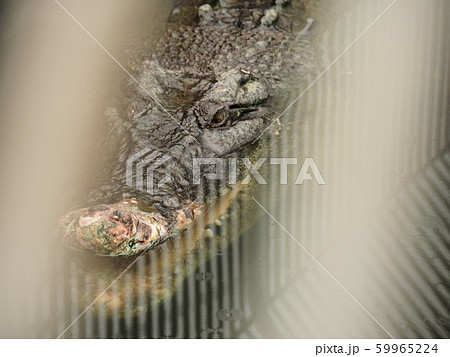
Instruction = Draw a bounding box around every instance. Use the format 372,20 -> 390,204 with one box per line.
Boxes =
211,107 -> 229,127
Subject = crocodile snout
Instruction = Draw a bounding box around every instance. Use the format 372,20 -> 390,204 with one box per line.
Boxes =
59,202 -> 169,256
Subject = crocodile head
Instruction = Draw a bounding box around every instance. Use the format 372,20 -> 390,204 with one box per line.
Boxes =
58,1 -> 314,256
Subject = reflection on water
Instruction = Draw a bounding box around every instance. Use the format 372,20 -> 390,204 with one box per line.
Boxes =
0,0 -> 449,338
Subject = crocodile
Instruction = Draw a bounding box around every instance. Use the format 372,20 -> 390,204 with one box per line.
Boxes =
54,0 -> 325,319
58,0 -> 319,259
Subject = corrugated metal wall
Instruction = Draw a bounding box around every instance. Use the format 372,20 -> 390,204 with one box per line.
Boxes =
238,0 -> 450,338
